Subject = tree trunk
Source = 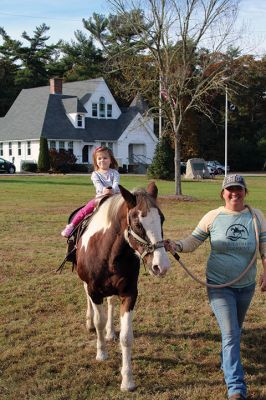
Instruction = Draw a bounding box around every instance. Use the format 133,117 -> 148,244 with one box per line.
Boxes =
174,135 -> 182,195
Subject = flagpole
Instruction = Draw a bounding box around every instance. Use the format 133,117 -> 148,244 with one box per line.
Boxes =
225,86 -> 228,177
159,75 -> 162,138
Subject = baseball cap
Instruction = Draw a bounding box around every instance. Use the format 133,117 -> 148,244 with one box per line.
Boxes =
222,174 -> 246,189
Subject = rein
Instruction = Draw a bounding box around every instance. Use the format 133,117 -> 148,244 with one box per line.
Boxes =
170,205 -> 260,289
127,225 -> 165,260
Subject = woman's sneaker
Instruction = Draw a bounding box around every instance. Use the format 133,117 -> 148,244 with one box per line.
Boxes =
61,223 -> 75,238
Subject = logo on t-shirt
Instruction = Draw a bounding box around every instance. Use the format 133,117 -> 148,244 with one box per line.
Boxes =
226,224 -> 248,241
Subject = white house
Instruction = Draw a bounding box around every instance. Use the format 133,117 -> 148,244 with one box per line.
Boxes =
0,77 -> 158,172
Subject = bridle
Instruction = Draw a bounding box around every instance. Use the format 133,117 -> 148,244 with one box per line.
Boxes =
127,224 -> 165,260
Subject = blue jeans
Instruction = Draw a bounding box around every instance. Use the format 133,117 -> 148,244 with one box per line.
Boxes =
207,282 -> 255,398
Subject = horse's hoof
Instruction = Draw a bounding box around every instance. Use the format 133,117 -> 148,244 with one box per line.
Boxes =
105,332 -> 117,341
120,382 -> 137,392
96,351 -> 108,361
86,322 -> 95,332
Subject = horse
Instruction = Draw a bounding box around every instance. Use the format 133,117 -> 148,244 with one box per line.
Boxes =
75,181 -> 170,391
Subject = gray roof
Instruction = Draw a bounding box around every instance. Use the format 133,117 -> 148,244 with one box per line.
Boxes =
62,97 -> 87,114
0,77 -> 148,142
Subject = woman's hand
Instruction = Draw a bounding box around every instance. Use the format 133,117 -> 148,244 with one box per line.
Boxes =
259,270 -> 266,292
164,240 -> 179,254
259,257 -> 266,292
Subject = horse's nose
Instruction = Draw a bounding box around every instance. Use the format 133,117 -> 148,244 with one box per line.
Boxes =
152,265 -> 160,275
152,250 -> 170,276
152,265 -> 168,276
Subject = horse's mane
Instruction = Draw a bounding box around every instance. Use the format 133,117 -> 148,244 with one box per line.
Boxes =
96,188 -> 158,227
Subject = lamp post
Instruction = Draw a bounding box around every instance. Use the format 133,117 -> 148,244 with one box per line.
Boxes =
225,86 -> 228,177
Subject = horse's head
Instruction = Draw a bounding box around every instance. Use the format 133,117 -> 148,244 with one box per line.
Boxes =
119,182 -> 170,277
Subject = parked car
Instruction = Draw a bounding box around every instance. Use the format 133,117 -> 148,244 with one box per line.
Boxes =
0,157 -> 16,173
207,160 -> 229,175
180,161 -> 187,174
206,164 -> 216,176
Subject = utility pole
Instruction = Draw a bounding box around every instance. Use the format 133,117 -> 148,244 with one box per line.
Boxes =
225,86 -> 228,177
159,76 -> 162,139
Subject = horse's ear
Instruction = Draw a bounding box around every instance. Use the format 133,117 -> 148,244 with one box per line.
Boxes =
119,185 -> 137,209
146,181 -> 158,199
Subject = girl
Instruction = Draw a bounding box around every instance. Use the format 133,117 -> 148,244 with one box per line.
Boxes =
61,146 -> 120,237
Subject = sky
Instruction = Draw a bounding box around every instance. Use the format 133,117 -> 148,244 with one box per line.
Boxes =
0,0 -> 266,57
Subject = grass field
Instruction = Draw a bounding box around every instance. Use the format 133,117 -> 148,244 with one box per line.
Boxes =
0,174 -> 265,400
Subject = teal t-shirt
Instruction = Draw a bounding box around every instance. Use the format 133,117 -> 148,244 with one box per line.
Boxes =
192,207 -> 257,288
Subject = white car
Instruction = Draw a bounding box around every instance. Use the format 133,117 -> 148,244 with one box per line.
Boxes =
207,161 -> 230,175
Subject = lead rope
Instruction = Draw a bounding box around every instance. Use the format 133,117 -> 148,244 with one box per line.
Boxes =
171,205 -> 260,288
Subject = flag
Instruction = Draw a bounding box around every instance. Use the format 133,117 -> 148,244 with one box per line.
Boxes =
160,88 -> 169,101
160,87 -> 176,107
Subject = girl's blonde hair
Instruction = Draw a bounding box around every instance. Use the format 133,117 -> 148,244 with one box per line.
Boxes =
93,146 -> 118,170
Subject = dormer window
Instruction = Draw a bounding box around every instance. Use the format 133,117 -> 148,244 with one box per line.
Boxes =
92,103 -> 97,117
91,98 -> 113,118
99,97 -> 105,118
77,114 -> 83,127
107,104 -> 112,118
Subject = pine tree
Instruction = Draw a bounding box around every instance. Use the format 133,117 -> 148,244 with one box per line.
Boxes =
148,135 -> 174,180
38,137 -> 50,172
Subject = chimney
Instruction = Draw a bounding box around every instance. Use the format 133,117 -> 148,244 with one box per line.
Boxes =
50,78 -> 63,95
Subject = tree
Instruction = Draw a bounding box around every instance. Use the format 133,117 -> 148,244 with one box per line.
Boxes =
0,58 -> 18,116
59,30 -> 104,81
82,11 -> 157,105
0,24 -> 61,89
148,134 -> 174,179
87,0 -> 241,194
38,137 -> 50,172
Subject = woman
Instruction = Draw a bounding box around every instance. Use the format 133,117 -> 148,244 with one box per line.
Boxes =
165,174 -> 266,400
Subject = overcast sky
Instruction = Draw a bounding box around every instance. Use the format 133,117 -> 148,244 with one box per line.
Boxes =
0,0 -> 265,57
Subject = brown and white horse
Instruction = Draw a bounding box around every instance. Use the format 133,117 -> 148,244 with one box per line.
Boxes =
76,182 -> 170,391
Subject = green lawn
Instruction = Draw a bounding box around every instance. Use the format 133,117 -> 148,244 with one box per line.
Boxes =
0,174 -> 265,400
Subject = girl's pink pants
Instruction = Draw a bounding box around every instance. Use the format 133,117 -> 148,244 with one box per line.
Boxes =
71,199 -> 96,226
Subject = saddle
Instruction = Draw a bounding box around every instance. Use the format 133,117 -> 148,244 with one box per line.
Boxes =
57,194 -> 111,273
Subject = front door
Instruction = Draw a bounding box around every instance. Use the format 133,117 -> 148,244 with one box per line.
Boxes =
82,145 -> 93,163
128,144 -> 146,163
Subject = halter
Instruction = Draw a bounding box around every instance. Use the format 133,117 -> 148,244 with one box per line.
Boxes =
127,225 -> 165,260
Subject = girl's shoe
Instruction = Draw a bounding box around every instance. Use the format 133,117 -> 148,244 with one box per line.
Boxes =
61,223 -> 75,238
229,395 -> 246,400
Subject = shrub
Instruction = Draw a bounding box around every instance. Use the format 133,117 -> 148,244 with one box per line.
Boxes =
21,162 -> 38,172
147,135 -> 174,180
38,137 -> 50,172
49,149 -> 77,173
70,163 -> 89,173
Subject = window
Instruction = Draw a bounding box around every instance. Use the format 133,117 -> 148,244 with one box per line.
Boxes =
27,141 -> 31,156
68,141 -> 73,154
18,142 -> 21,156
59,141 -> 65,153
49,140 -> 56,149
9,142 -> 12,156
99,97 -> 105,118
107,104 -> 112,118
92,103 -> 97,117
77,114 -> 83,127
0,143 -> 3,156
100,142 -> 113,152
